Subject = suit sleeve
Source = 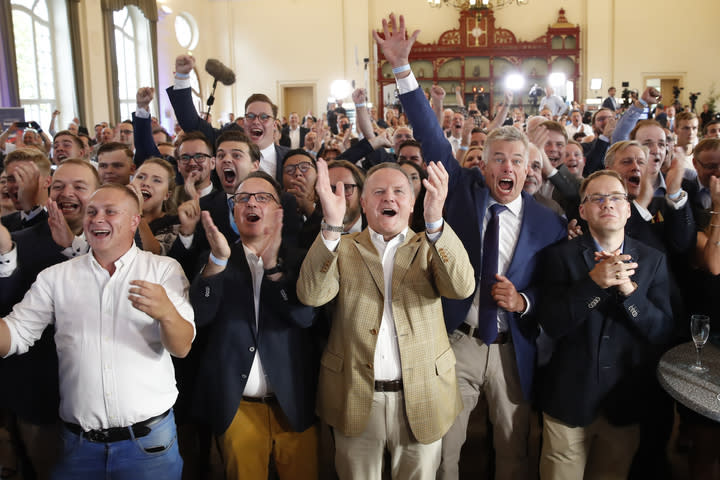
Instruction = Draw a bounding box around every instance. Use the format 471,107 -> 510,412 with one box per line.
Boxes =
427,224 -> 475,300
165,86 -> 220,147
400,88 -> 462,191
296,233 -> 340,307
583,138 -> 609,176
261,249 -> 315,328
132,112 -> 161,167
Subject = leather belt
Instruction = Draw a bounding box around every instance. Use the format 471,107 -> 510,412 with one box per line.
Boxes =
242,394 -> 277,404
64,410 -> 170,443
374,379 -> 403,392
457,323 -> 510,344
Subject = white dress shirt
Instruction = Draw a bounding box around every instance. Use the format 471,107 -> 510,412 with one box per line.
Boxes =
240,245 -> 273,397
259,143 -> 278,180
3,245 -> 195,431
288,126 -> 301,149
464,195 -> 526,332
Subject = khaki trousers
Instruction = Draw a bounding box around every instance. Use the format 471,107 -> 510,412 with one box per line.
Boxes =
334,391 -> 441,480
437,331 -> 530,480
218,400 -> 318,480
540,413 -> 640,480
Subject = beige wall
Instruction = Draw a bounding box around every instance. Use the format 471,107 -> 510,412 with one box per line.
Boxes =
74,0 -> 719,127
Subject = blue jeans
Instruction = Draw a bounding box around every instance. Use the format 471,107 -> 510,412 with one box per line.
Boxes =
52,409 -> 182,480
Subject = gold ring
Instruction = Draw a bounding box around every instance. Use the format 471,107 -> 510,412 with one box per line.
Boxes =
615,272 -> 621,279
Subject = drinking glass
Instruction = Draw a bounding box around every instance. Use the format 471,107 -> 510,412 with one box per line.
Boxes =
690,314 -> 711,372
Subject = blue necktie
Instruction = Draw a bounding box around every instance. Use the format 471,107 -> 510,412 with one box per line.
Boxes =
228,196 -> 239,236
478,203 -> 507,345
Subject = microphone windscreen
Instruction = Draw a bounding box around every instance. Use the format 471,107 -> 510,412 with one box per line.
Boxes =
205,59 -> 236,86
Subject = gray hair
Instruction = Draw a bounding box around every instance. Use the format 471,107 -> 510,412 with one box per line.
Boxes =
481,126 -> 529,165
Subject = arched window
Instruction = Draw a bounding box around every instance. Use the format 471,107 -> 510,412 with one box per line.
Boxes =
10,0 -> 77,128
113,5 -> 155,121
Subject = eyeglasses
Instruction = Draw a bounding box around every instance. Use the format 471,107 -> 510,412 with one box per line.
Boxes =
161,154 -> 176,164
330,183 -> 358,196
119,129 -> 133,135
283,161 -> 315,175
245,113 -> 274,123
178,153 -> 212,164
582,193 -> 628,205
231,192 -> 279,205
695,160 -> 720,172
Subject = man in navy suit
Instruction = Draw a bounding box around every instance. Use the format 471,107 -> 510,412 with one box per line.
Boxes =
536,170 -> 673,478
374,14 -> 567,479
280,112 -> 309,149
168,55 -> 289,184
190,171 -> 318,480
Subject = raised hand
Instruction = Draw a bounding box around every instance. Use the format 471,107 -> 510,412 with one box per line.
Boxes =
258,208 -> 283,271
175,54 -> 195,75
200,211 -> 231,260
665,147 -> 685,196
286,175 -> 316,217
372,13 -> 420,70
136,87 -> 155,110
430,85 -> 446,104
423,161 -> 449,230
641,86 -> 661,106
47,199 -> 75,248
126,182 -> 144,213
12,161 -> 41,212
709,176 -> 720,211
315,158 -> 346,233
352,88 -> 368,105
567,218 -> 583,240
177,183 -> 201,237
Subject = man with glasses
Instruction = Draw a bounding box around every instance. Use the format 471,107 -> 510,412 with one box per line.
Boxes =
327,160 -> 366,234
168,55 -> 289,183
536,169 -> 673,479
190,171 -> 319,480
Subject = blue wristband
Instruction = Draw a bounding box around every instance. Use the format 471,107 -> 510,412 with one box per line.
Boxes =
174,72 -> 190,79
392,64 -> 411,75
355,103 -> 366,108
209,253 -> 228,267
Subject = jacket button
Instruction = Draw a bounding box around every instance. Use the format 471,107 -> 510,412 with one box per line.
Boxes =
241,374 -> 247,379
370,328 -> 378,335
249,347 -> 255,352
366,363 -> 373,369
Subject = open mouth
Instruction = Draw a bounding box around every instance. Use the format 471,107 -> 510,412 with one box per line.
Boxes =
246,213 -> 260,223
249,128 -> 264,141
627,175 -> 641,187
382,208 -> 397,217
91,229 -> 110,238
498,177 -> 514,193
141,189 -> 151,200
58,201 -> 80,214
223,168 -> 236,185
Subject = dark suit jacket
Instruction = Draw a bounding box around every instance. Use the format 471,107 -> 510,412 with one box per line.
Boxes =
537,235 -> 673,427
581,137 -> 610,176
190,243 -> 317,434
337,137 -> 396,171
0,221 -> 63,424
602,96 -> 618,111
399,86 -> 567,401
165,86 -> 288,183
280,126 -> 309,149
132,112 -> 161,167
1,209 -> 48,233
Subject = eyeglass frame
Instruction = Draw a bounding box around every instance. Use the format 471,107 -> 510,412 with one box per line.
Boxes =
582,192 -> 629,206
230,191 -> 280,205
283,161 -> 315,175
178,153 -> 212,164
245,112 -> 274,123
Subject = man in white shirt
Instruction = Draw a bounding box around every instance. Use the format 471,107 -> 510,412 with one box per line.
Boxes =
0,184 -> 195,479
297,159 -> 475,479
565,109 -> 593,139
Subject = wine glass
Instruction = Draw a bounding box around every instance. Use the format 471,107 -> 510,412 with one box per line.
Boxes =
690,314 -> 711,372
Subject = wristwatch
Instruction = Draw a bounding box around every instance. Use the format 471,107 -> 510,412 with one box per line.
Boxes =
264,259 -> 284,276
321,219 -> 344,233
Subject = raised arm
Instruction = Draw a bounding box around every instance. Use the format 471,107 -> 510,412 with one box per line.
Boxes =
133,87 -> 162,166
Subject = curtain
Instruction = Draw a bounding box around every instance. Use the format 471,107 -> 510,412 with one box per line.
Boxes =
0,0 -> 20,107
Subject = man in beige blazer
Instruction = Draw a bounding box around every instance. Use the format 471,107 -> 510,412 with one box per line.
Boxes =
297,159 -> 475,479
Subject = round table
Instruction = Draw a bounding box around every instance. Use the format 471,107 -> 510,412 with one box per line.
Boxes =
657,342 -> 720,422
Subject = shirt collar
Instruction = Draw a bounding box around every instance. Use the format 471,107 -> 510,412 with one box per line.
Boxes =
368,226 -> 408,246
89,243 -> 138,271
199,183 -> 214,198
260,143 -> 275,157
488,193 -> 523,217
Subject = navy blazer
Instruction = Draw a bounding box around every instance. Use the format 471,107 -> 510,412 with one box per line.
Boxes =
190,244 -> 318,434
399,87 -> 567,401
1,210 -> 48,233
536,235 -> 673,426
165,86 -> 288,183
132,112 -> 161,167
0,221 -> 64,424
280,126 -> 309,149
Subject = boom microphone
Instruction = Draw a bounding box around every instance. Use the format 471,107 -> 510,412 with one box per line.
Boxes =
205,59 -> 236,86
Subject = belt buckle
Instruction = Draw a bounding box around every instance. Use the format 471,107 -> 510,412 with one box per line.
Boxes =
86,429 -> 110,442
